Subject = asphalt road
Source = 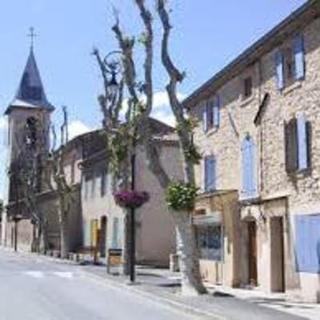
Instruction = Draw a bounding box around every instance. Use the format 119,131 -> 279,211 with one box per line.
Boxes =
0,249 -> 199,320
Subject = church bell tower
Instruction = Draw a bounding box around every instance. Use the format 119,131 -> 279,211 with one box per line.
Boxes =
1,35 -> 55,246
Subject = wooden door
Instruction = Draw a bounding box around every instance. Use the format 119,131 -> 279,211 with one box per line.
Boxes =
99,216 -> 107,258
270,217 -> 285,292
248,221 -> 257,286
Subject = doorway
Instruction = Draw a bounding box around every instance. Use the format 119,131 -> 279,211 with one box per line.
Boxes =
247,221 -> 257,286
270,217 -> 285,292
100,216 -> 107,258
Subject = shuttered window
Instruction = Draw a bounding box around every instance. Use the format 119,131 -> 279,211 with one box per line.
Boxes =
213,96 -> 220,128
100,168 -> 107,197
202,104 -> 208,132
204,155 -> 216,192
293,34 -> 305,80
202,95 -> 220,132
285,116 -> 311,173
285,119 -> 298,173
241,136 -> 257,198
275,51 -> 284,90
112,217 -> 120,248
275,34 -> 305,90
295,214 -> 320,273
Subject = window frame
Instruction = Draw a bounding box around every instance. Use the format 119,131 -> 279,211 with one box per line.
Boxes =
196,225 -> 224,261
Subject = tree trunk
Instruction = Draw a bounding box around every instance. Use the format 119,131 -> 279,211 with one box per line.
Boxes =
174,212 -> 207,295
59,211 -> 69,259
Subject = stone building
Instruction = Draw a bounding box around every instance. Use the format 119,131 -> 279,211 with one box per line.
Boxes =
184,0 -> 320,302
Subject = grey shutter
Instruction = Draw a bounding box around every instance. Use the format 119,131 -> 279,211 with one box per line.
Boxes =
285,119 -> 298,173
306,121 -> 312,168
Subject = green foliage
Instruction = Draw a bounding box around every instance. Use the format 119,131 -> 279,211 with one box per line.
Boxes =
138,32 -> 148,46
184,144 -> 202,165
166,182 -> 199,212
176,117 -> 199,134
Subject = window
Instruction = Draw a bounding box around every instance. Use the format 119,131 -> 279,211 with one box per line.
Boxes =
295,214 -> 320,273
196,225 -> 223,261
204,155 -> 216,192
100,168 -> 107,197
84,173 -> 91,200
243,77 -> 252,98
275,34 -> 305,90
91,171 -> 96,199
25,117 -> 38,147
202,95 -> 220,132
112,217 -> 120,248
241,135 -> 257,199
285,116 -> 311,173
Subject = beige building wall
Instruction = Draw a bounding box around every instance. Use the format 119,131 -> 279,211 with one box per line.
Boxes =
81,140 -> 183,267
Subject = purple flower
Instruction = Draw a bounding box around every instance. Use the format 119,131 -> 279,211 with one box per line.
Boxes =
114,190 -> 150,209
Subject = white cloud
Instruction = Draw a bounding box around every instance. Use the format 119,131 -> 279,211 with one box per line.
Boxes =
151,91 -> 186,127
121,91 -> 186,127
68,120 -> 92,140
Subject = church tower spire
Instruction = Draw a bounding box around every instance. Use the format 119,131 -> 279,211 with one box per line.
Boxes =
5,45 -> 54,115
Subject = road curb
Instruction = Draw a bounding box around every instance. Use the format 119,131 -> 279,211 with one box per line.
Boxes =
77,268 -> 225,320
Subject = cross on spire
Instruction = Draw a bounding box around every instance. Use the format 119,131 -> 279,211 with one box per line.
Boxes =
27,27 -> 37,49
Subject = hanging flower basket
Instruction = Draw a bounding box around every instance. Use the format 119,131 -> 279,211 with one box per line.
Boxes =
114,190 -> 150,209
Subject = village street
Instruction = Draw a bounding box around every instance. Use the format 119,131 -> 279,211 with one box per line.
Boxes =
0,249 -> 198,320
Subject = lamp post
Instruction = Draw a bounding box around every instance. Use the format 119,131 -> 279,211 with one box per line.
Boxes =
104,51 -> 137,282
129,144 -> 136,283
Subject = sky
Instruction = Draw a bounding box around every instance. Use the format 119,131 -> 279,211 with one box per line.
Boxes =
0,0 -> 307,197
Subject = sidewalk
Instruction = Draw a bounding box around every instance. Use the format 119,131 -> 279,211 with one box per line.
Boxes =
78,262 -> 317,320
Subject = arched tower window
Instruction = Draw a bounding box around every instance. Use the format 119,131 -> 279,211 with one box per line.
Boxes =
25,116 -> 38,147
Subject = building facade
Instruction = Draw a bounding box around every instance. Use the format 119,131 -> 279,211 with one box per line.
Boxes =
80,122 -> 182,267
184,1 -> 320,302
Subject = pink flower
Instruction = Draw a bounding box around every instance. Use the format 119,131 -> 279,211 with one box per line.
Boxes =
114,190 -> 150,209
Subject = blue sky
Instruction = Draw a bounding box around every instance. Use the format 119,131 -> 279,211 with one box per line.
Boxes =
0,0 -> 307,197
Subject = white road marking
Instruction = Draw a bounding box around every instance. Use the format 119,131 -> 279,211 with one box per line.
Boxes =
53,272 -> 73,279
24,271 -> 45,278
23,271 -> 74,279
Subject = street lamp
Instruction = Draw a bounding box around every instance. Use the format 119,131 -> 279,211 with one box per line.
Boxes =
108,71 -> 119,98
104,51 -> 121,99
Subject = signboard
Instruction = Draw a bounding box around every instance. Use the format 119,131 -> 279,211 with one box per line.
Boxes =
107,248 -> 123,273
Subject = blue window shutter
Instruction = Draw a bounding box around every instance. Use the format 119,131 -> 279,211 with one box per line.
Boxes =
204,156 -> 216,191
202,105 -> 208,133
210,156 -> 216,190
242,137 -> 256,198
213,96 -> 220,128
293,34 -> 305,80
275,51 -> 284,90
112,217 -> 119,248
297,115 -> 308,170
295,215 -> 320,273
204,157 -> 208,190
